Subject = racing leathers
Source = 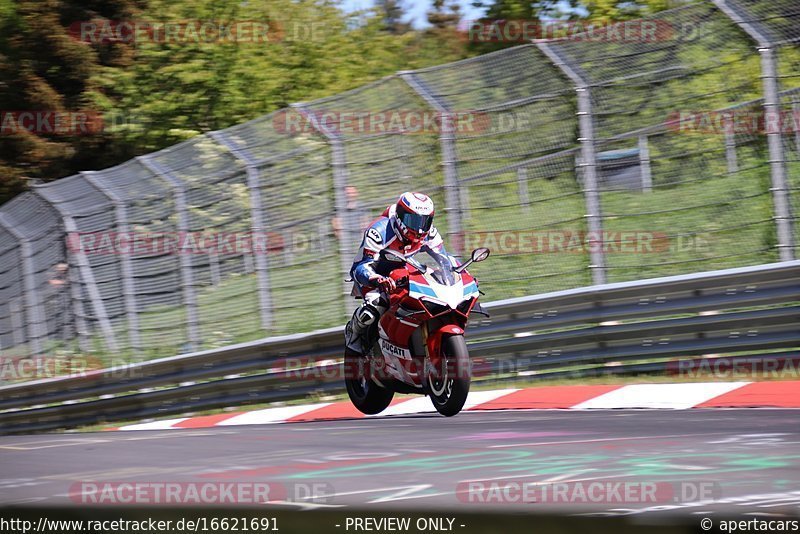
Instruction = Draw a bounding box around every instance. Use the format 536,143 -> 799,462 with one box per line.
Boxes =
344,204 -> 451,354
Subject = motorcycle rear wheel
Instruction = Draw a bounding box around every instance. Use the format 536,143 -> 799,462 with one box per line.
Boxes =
427,334 -> 471,417
344,349 -> 394,415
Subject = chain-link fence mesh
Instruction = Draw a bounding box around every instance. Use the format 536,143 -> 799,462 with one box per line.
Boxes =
784,88 -> 800,258
302,76 -> 446,247
0,193 -> 66,360
144,136 -> 255,351
412,45 -> 587,296
1,0 -> 798,377
732,0 -> 800,47
36,174 -> 121,356
730,0 -> 800,259
0,223 -> 23,354
541,0 -> 798,281
215,111 -> 342,335
86,159 -> 186,358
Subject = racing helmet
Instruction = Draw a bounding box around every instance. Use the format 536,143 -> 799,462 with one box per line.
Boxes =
390,192 -> 435,245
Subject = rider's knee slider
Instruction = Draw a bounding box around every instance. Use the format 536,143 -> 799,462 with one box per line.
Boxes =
355,304 -> 379,327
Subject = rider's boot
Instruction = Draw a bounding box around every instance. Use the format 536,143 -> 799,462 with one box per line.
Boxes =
344,292 -> 387,354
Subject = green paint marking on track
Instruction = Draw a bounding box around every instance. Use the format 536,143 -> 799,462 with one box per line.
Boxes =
616,453 -> 798,476
285,450 -> 800,480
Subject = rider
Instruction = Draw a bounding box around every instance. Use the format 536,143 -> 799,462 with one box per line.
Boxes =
345,192 -> 451,354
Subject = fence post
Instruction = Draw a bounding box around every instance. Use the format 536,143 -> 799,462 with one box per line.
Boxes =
723,115 -> 739,174
517,167 -> 531,213
67,251 -> 90,352
138,155 -> 201,351
291,104 -> 357,315
399,72 -> 465,255
638,135 -> 653,193
760,46 -> 794,261
62,215 -> 119,352
0,214 -> 46,356
536,41 -> 607,284
712,0 -> 794,260
209,254 -> 221,286
210,131 -> 274,331
9,299 -> 25,347
392,133 -> 411,181
793,100 -> 800,157
82,171 -> 142,356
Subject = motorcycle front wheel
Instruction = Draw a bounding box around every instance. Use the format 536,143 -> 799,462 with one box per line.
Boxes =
426,334 -> 471,417
344,349 -> 394,415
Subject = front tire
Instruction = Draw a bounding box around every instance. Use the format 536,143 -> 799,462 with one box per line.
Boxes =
427,335 -> 471,417
344,350 -> 394,415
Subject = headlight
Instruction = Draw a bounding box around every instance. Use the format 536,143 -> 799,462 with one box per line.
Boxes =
422,299 -> 450,316
457,297 -> 474,315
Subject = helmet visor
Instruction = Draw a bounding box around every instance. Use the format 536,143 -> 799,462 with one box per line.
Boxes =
399,211 -> 433,233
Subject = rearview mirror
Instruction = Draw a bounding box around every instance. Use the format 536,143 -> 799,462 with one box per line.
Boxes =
454,247 -> 490,274
471,248 -> 490,263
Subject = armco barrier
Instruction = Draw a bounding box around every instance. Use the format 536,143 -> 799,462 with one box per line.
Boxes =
1,260 -> 798,433
2,0 -> 799,362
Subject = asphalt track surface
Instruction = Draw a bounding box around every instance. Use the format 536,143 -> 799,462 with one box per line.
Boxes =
1,409 -> 799,517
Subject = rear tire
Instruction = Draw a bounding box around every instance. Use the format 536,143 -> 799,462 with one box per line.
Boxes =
344,349 -> 394,415
427,335 -> 471,417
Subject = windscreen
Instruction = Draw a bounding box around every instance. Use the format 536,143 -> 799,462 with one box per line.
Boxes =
411,247 -> 458,286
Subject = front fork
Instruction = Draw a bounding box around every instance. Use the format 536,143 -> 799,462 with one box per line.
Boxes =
422,321 -> 464,384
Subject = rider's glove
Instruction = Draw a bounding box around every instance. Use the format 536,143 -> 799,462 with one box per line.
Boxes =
372,275 -> 396,294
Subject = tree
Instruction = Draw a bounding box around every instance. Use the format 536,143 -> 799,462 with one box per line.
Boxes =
0,0 -> 474,205
428,0 -> 461,30
578,0 -> 676,23
465,0 -> 677,53
0,0 -> 141,204
377,0 -> 411,34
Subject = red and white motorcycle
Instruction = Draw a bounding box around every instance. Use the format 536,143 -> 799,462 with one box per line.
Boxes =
344,247 -> 490,416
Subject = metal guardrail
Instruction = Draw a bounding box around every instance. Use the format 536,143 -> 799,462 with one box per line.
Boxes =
1,260 -> 798,434
3,1 -> 800,362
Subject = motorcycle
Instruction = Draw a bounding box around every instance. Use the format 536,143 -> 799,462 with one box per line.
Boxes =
344,246 -> 490,417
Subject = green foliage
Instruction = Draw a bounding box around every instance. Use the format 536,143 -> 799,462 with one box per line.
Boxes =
0,0 -> 141,202
0,0 -> 474,205
577,0 -> 675,22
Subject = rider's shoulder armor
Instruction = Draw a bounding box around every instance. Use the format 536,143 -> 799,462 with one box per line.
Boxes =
362,217 -> 393,255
